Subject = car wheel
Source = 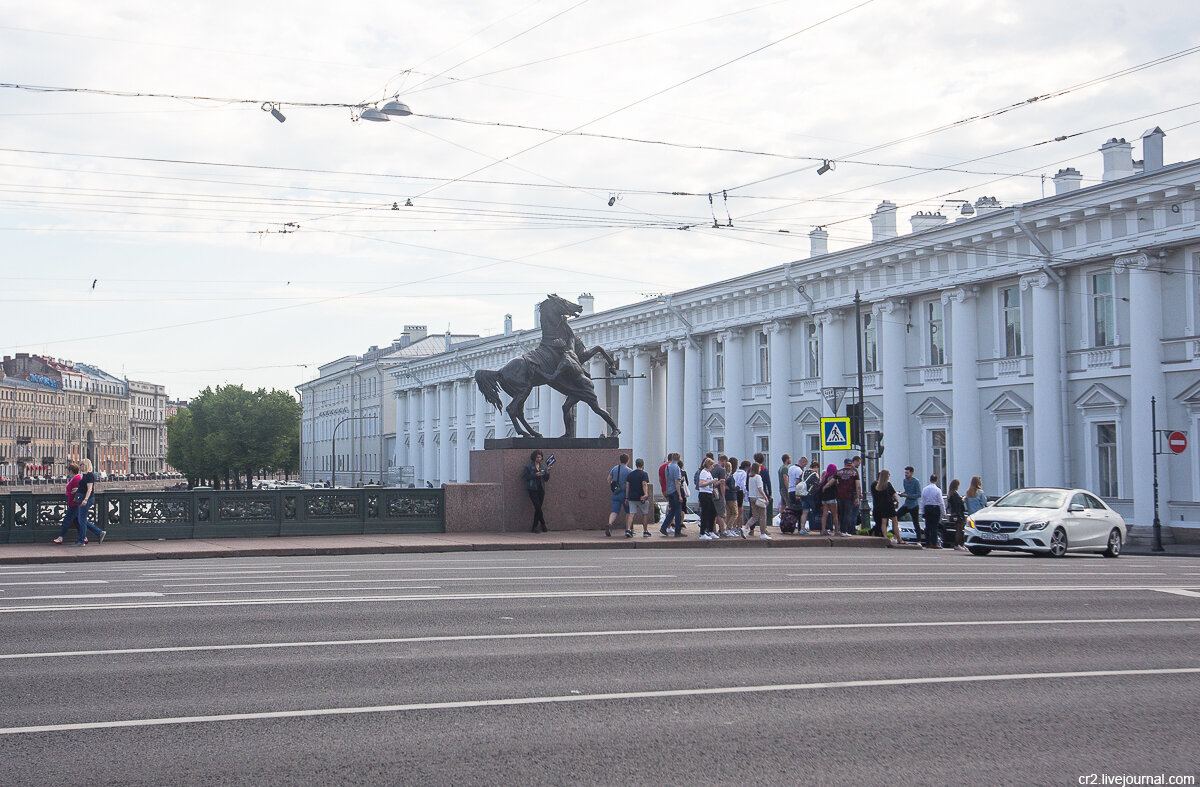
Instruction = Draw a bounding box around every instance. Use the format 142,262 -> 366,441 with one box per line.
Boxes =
1049,527 -> 1068,558
1102,528 -> 1122,558
967,546 -> 991,556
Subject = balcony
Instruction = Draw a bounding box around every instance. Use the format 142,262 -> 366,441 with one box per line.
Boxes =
907,365 -> 951,386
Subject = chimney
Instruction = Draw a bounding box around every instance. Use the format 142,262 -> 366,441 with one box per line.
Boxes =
1052,168 -> 1082,194
909,211 -> 947,234
1141,127 -> 1165,173
578,293 -> 595,315
503,314 -> 513,335
444,329 -> 452,352
869,201 -> 897,242
973,196 -> 1003,216
809,226 -> 829,256
1100,138 -> 1134,182
533,304 -> 541,329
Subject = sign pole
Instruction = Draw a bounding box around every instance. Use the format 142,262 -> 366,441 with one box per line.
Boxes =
854,290 -> 869,532
1151,396 -> 1164,552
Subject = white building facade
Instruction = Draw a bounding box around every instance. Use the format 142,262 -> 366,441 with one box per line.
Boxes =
376,133 -> 1199,530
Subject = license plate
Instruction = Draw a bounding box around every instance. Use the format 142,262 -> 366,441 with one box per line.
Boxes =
980,532 -> 1009,542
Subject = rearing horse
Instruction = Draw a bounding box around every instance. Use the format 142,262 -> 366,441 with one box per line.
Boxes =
475,294 -> 620,439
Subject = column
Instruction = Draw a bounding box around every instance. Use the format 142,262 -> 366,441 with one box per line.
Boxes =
421,386 -> 435,486
683,340 -> 702,490
720,328 -> 745,458
1123,253 -> 1166,524
631,348 -> 653,464
877,301 -> 911,472
455,380 -> 471,482
665,341 -> 685,458
819,312 -> 846,412
407,389 -> 419,482
584,356 -> 608,439
946,287 -> 981,483
1022,273 -> 1064,487
766,320 -> 792,463
393,389 -> 408,470
542,386 -> 565,439
651,355 -> 667,464
438,384 -> 454,483
473,384 -> 488,450
617,351 -> 634,445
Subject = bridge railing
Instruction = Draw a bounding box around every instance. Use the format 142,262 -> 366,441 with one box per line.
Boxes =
0,487 -> 444,543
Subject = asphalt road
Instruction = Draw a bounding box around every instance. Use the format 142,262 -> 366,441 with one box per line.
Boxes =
1,549 -> 1198,786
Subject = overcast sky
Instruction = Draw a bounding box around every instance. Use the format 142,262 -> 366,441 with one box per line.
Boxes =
2,0 -> 1197,399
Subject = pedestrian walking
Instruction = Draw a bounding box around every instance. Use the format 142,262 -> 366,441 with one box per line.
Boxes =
754,452 -> 772,522
624,458 -> 653,538
834,458 -> 862,536
921,474 -> 947,549
52,462 -> 83,544
606,454 -> 632,537
744,462 -> 772,540
947,478 -> 967,551
965,476 -> 988,516
72,458 -> 105,546
711,455 -> 730,537
658,455 -> 672,528
696,457 -> 718,540
870,469 -> 901,542
777,454 -> 791,515
800,460 -> 821,531
523,451 -> 550,532
733,459 -> 750,534
898,466 -> 922,541
818,463 -> 839,535
786,456 -> 806,510
661,453 -> 685,537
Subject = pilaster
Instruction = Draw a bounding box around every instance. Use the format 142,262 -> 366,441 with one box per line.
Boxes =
1021,272 -> 1064,486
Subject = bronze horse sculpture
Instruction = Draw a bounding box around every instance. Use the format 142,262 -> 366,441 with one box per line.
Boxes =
475,294 -> 620,439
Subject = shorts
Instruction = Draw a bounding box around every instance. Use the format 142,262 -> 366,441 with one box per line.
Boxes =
628,499 -> 650,515
724,500 -> 739,520
610,495 -> 628,515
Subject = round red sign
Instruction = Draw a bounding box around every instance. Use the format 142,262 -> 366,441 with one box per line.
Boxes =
1168,431 -> 1188,454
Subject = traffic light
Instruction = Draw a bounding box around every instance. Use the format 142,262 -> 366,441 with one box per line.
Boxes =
845,402 -> 862,422
871,430 -> 884,459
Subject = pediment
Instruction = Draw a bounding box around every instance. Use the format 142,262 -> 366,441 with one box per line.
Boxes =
986,390 -> 1033,416
794,406 -> 823,425
747,409 -> 771,428
1177,378 -> 1200,406
914,396 -> 952,419
1073,383 -> 1126,410
704,412 -> 726,430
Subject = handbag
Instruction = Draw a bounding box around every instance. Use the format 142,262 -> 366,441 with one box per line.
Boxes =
72,489 -> 86,505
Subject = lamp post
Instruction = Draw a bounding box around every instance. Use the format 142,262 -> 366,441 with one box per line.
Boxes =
331,415 -> 369,489
854,290 -> 870,531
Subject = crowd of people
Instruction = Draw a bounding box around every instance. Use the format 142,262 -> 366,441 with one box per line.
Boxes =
588,451 -> 988,549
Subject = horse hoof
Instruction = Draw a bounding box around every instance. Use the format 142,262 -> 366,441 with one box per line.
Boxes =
610,428 -> 621,437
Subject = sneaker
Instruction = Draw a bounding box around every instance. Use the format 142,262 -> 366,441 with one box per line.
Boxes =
760,533 -> 772,540
739,528 -> 748,539
71,542 -> 85,547
660,526 -> 669,536
699,533 -> 712,540
99,530 -> 107,543
604,525 -> 612,537
52,536 -> 63,544
643,531 -> 652,538
625,529 -> 633,538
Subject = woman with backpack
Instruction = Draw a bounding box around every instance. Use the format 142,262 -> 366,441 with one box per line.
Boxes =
818,463 -> 839,536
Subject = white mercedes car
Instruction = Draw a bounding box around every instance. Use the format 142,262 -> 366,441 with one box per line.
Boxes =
964,487 -> 1126,558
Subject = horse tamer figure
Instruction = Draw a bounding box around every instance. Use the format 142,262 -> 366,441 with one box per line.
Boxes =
475,294 -> 620,439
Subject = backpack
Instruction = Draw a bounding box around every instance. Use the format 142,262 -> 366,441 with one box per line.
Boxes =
779,508 -> 798,534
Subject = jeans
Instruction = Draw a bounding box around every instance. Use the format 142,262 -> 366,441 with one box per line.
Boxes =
837,498 -> 858,534
527,488 -> 545,530
663,491 -> 683,535
59,505 -> 80,540
76,500 -> 103,543
898,506 -> 921,540
923,506 -> 942,547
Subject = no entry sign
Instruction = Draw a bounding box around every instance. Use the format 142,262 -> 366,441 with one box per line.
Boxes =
1167,431 -> 1188,454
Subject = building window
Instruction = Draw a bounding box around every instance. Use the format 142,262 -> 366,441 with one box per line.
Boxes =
1092,272 -> 1116,348
1002,286 -> 1023,357
757,330 -> 770,384
1097,423 -> 1118,497
713,338 -> 724,388
806,323 -> 820,378
1006,426 -> 1025,490
862,312 -> 877,372
807,434 -> 821,468
930,429 -> 947,485
757,436 -> 770,456
714,437 -> 725,453
927,301 -> 945,366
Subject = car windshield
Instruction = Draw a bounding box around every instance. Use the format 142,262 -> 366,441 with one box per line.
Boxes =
994,490 -> 1067,509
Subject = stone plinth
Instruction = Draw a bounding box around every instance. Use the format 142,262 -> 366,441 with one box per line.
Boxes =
470,447 -> 630,532
484,436 -> 619,450
443,483 -> 503,532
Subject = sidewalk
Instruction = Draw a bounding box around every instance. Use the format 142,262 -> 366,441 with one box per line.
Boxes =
0,531 -> 1194,565
0,530 -> 894,564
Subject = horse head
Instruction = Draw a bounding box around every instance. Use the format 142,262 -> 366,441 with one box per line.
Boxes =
540,293 -> 583,322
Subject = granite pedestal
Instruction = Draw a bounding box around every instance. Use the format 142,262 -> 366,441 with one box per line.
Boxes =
469,442 -> 631,533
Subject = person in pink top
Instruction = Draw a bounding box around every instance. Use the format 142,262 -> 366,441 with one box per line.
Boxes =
52,462 -> 83,544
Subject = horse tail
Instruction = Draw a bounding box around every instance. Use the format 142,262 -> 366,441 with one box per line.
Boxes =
475,369 -> 504,412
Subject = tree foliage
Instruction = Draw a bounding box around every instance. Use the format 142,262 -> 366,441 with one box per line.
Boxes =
166,385 -> 300,487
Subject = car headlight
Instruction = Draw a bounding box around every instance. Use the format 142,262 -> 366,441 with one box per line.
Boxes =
1024,521 -> 1049,531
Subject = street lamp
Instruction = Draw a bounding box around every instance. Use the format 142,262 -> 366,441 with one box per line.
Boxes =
331,415 -> 369,489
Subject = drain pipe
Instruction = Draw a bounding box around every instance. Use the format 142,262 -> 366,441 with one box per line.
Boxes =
659,295 -> 700,348
784,264 -> 817,313
1015,207 -> 1072,484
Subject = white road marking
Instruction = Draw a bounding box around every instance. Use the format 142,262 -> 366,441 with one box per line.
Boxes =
1154,588 -> 1200,598
3,666 -> 1197,735
161,575 -> 676,587
0,593 -> 163,601
0,580 -> 109,586
137,565 -> 600,579
1,584 -> 1196,612
2,617 -> 1195,661
784,572 -> 1165,578
0,571 -> 67,576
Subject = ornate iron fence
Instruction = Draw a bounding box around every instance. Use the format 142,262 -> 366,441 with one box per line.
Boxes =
0,488 -> 444,543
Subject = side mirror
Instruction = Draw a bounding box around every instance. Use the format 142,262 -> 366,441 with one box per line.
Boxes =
1069,503 -> 1085,513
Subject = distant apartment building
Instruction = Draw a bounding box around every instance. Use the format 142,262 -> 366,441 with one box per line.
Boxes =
128,380 -> 168,474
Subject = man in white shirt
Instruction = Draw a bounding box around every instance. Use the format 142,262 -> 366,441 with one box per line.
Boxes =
786,457 -> 807,509
920,474 -> 948,549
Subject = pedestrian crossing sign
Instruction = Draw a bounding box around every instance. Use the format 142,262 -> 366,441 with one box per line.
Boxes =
820,417 -> 852,450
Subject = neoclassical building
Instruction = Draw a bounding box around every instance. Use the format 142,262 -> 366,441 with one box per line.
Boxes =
374,131 -> 1198,532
